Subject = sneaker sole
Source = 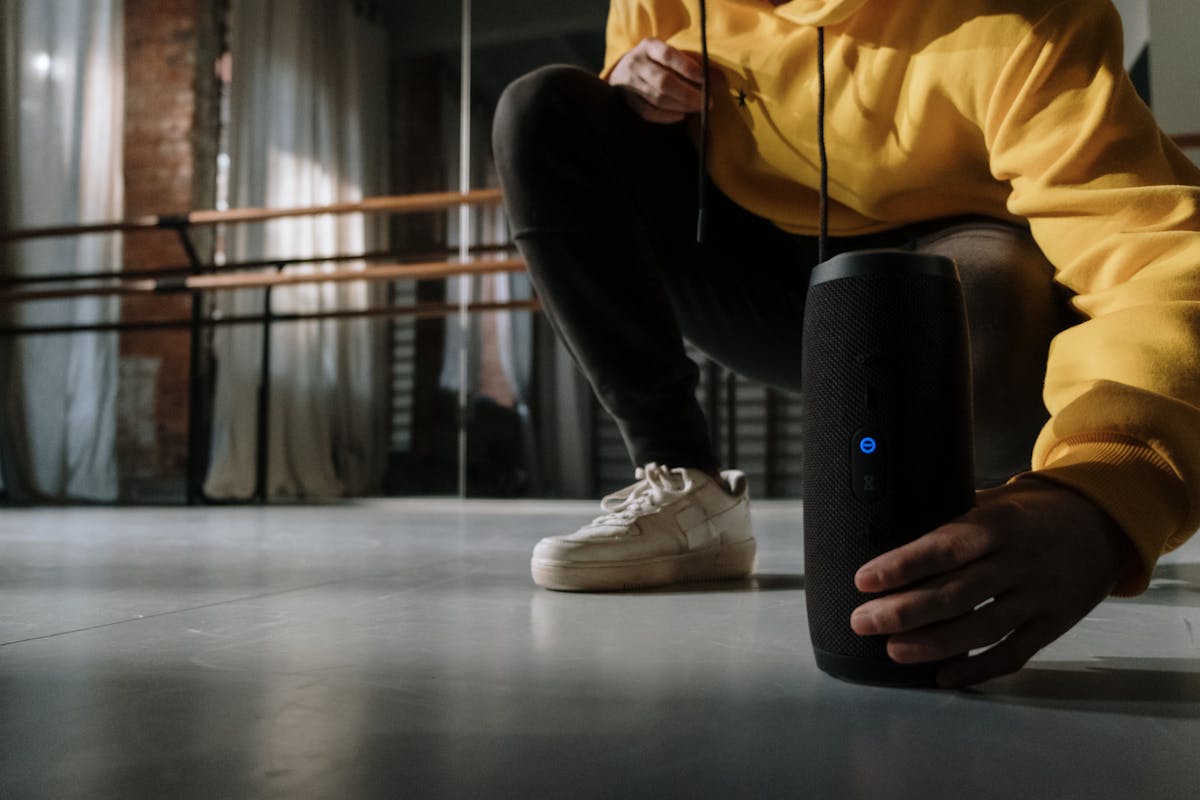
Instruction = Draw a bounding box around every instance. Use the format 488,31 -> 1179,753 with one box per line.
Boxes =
530,537 -> 757,592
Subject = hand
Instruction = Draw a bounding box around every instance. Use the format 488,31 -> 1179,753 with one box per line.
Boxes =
608,38 -> 707,124
849,476 -> 1136,688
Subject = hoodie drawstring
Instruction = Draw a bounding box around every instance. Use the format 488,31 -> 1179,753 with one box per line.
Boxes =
816,26 -> 828,263
695,4 -> 830,266
697,0 -> 711,244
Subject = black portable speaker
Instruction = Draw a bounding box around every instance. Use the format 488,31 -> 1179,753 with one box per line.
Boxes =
801,250 -> 975,686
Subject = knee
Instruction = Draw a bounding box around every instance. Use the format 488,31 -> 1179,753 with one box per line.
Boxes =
917,222 -> 1075,484
492,65 -> 602,171
920,222 -> 1070,377
937,225 -> 1053,327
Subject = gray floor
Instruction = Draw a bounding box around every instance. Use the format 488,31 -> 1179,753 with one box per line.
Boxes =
1,499 -> 1198,800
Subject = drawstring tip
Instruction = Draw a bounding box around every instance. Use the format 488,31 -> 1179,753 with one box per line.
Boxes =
695,209 -> 707,245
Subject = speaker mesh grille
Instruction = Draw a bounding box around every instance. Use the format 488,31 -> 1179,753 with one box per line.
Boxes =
802,263 -> 974,661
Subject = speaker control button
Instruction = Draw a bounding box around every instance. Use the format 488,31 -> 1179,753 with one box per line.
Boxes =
851,428 -> 885,503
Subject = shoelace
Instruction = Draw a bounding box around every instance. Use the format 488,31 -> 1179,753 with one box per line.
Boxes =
592,463 -> 695,525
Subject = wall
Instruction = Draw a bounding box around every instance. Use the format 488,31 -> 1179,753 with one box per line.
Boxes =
1112,0 -> 1151,69
119,0 -> 221,498
386,0 -> 606,55
1148,0 -> 1200,164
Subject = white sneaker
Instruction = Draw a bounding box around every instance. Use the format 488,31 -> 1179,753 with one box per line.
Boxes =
531,462 -> 756,591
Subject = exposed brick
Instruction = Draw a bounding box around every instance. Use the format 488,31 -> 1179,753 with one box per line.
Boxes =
119,0 -> 221,492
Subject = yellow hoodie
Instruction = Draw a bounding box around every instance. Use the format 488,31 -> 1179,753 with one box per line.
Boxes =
603,0 -> 1200,594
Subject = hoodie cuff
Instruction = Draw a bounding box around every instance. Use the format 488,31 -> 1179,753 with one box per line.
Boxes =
1021,435 -> 1190,596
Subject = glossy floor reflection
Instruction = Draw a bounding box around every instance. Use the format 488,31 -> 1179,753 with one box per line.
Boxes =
1,500 -> 1198,799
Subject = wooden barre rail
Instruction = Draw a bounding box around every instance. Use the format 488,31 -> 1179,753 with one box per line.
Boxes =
1175,132 -> 1200,150
0,244 -> 516,287
2,133 -> 1196,244
0,298 -> 543,339
4,133 -> 1200,244
0,188 -> 505,243
0,257 -> 527,304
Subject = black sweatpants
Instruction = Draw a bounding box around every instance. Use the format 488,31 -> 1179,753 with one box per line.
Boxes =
492,65 -> 1076,487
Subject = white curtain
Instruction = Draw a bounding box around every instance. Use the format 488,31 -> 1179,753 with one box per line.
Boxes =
204,0 -> 389,499
0,0 -> 122,501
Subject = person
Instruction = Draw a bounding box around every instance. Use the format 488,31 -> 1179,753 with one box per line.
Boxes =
491,0 -> 1200,687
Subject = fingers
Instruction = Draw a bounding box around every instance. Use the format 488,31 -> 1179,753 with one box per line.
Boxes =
841,480 -> 1129,688
856,517 -> 1000,594
851,558 -> 1009,638
882,593 -> 1028,663
936,616 -> 1062,688
619,93 -> 686,124
628,67 -> 704,114
610,38 -> 707,123
643,37 -> 705,86
628,54 -> 700,113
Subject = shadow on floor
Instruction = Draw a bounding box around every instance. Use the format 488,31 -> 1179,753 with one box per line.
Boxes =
619,573 -> 806,595
1111,563 -> 1200,607
962,657 -> 1200,718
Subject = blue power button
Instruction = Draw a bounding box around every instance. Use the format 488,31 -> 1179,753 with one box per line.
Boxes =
852,428 -> 884,502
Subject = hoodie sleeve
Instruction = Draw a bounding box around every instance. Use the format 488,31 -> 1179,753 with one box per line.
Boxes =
984,0 -> 1200,594
602,0 -> 649,79
601,0 -> 694,79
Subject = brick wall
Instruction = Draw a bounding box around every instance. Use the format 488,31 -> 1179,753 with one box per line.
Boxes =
119,0 -> 221,498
